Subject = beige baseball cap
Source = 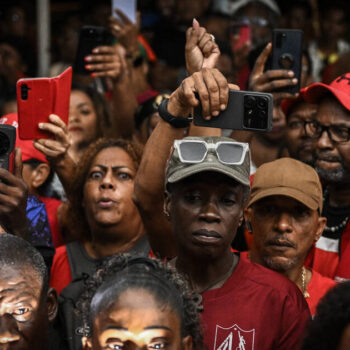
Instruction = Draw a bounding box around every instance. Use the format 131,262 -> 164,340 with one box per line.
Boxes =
248,158 -> 323,212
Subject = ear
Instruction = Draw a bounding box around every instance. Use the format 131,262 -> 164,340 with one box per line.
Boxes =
163,191 -> 171,220
47,287 -> 58,322
32,163 -> 51,189
82,336 -> 93,350
182,335 -> 193,350
315,216 -> 327,242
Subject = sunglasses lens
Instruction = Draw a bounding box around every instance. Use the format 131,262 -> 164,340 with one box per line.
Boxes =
217,143 -> 244,164
178,142 -> 207,162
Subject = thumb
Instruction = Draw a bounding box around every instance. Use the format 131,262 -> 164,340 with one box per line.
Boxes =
186,19 -> 200,48
14,147 -> 23,179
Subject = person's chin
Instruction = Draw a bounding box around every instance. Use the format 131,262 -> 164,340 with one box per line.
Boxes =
262,254 -> 296,273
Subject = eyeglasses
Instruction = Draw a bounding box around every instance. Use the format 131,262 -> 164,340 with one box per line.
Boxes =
174,140 -> 249,165
235,16 -> 269,27
304,120 -> 350,143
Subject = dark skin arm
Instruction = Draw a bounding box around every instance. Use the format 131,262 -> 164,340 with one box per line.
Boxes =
85,43 -> 138,139
0,147 -> 29,239
133,68 -> 230,258
34,114 -> 76,194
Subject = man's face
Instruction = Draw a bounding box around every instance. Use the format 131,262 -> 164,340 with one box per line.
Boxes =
246,196 -> 325,272
286,101 -> 317,164
322,9 -> 346,42
0,266 -> 47,349
313,97 -> 350,184
165,172 -> 244,259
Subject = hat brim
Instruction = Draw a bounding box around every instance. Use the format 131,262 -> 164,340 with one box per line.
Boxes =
247,186 -> 319,210
304,83 -> 350,111
167,161 -> 250,187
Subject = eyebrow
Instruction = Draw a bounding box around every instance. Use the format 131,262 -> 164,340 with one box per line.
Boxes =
144,326 -> 172,331
77,102 -> 91,109
93,165 -> 134,172
104,326 -> 172,332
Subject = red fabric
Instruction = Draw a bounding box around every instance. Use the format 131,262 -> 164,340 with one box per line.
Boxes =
240,252 -> 335,317
307,221 -> 350,282
307,269 -> 336,316
50,245 -> 72,295
237,65 -> 251,90
201,256 -> 310,350
0,113 -> 49,163
38,196 -> 63,248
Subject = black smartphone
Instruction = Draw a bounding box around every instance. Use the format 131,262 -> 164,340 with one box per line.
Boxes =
271,29 -> 303,94
0,125 -> 16,172
73,26 -> 110,75
193,90 -> 273,131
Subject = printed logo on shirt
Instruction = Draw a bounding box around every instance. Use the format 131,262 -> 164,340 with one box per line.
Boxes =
214,324 -> 255,350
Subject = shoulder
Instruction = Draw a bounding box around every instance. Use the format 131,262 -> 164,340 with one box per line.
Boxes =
310,269 -> 337,291
50,245 -> 72,295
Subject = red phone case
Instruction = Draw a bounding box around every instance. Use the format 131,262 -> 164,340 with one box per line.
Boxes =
16,67 -> 72,140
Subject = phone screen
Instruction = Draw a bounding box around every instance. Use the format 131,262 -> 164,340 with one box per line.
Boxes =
112,0 -> 136,23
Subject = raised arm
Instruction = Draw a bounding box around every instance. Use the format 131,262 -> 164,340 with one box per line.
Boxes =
133,68 -> 229,258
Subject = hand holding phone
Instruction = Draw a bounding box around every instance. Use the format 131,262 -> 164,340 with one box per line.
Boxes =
249,42 -> 298,101
17,67 -> 72,140
194,89 -> 273,131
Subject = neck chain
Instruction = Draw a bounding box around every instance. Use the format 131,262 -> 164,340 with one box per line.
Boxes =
323,188 -> 350,233
301,266 -> 310,299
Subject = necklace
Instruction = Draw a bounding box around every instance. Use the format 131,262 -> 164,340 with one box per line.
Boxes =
301,266 -> 310,299
324,217 -> 349,233
189,256 -> 237,312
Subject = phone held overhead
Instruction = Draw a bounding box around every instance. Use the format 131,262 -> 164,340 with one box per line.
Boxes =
16,67 -> 72,140
194,90 -> 273,132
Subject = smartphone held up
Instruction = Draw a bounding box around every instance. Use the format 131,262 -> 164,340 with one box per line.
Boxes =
194,90 -> 273,132
16,67 -> 72,140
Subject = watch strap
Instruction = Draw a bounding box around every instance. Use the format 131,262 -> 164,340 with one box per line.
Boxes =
158,98 -> 192,128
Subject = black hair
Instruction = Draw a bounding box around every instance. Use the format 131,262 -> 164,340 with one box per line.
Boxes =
286,0 -> 312,18
78,255 -> 204,349
301,281 -> 350,350
23,158 -> 54,197
320,1 -> 350,22
0,234 -> 48,293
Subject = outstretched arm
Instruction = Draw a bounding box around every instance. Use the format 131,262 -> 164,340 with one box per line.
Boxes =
133,68 -> 229,258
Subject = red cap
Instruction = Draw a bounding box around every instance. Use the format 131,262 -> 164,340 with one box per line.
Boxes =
281,88 -> 307,116
0,113 -> 49,164
303,73 -> 350,111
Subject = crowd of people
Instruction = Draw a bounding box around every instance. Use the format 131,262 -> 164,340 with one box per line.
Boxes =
0,0 -> 350,349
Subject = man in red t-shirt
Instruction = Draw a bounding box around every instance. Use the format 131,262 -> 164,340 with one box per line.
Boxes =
301,74 -> 350,281
134,68 -> 311,350
244,157 -> 336,316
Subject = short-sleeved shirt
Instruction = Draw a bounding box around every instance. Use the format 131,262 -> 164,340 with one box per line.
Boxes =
201,255 -> 310,350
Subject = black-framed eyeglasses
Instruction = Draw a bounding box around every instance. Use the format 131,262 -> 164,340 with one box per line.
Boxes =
304,120 -> 350,143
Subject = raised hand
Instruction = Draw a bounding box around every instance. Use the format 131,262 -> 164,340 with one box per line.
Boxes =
185,19 -> 221,75
168,68 -> 232,120
249,42 -> 298,100
84,45 -> 122,80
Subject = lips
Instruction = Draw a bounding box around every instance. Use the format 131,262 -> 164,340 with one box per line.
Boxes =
68,126 -> 83,132
192,229 -> 222,244
265,238 -> 296,250
97,198 -> 117,208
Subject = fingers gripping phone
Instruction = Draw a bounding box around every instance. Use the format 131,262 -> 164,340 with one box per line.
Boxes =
193,90 -> 273,131
74,26 -> 110,75
16,67 -> 72,140
0,125 -> 16,172
271,29 -> 304,94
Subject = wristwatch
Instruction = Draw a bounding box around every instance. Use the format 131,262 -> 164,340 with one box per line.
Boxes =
158,98 -> 192,128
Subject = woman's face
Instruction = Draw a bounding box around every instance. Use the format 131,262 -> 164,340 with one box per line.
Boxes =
69,90 -> 98,149
85,288 -> 192,350
83,147 -> 142,240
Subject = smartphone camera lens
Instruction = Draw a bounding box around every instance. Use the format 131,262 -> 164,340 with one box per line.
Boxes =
279,53 -> 294,69
0,132 -> 10,155
244,96 -> 256,109
257,97 -> 268,110
21,84 -> 29,100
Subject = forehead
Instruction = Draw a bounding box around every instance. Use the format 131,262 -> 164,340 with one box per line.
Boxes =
316,97 -> 350,125
0,265 -> 42,297
288,102 -> 317,120
90,147 -> 136,170
95,288 -> 179,330
70,90 -> 93,105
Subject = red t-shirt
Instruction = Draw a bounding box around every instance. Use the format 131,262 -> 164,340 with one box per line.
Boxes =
307,221 -> 350,282
307,269 -> 336,316
201,256 -> 310,350
50,245 -> 71,295
38,196 -> 64,248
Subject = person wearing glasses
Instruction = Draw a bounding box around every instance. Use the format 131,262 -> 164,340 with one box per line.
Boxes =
134,67 -> 310,350
300,74 -> 350,282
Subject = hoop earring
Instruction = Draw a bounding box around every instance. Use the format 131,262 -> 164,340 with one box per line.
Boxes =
246,221 -> 253,233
